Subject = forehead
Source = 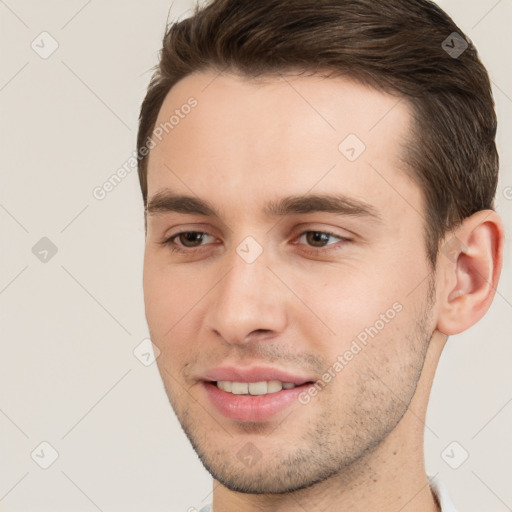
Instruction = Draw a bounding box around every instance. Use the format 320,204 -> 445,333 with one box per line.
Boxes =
146,69 -> 417,220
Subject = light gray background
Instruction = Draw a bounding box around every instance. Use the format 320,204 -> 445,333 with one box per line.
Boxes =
0,1 -> 510,510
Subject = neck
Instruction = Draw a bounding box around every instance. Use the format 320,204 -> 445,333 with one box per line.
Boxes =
211,331 -> 446,512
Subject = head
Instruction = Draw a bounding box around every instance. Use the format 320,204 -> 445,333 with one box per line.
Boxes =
138,0 -> 503,495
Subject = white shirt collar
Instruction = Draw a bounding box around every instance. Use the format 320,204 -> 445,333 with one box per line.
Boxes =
430,476 -> 458,511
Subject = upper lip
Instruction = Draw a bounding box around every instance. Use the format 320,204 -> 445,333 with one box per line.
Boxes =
202,366 -> 315,385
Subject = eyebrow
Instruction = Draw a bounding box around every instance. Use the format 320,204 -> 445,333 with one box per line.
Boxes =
146,189 -> 381,222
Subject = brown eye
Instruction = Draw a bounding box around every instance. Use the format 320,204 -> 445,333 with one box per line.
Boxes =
294,230 -> 352,255
160,230 -> 218,254
304,231 -> 334,247
177,232 -> 208,247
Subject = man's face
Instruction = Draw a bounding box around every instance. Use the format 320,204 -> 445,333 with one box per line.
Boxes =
143,70 -> 437,493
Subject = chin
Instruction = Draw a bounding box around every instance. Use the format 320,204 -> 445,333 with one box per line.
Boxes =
202,458 -> 340,495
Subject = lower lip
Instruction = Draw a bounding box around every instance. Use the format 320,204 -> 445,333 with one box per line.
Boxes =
203,382 -> 311,422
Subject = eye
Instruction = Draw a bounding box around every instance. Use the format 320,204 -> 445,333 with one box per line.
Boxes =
160,229 -> 352,255
299,231 -> 341,247
161,231 -> 216,252
295,230 -> 352,254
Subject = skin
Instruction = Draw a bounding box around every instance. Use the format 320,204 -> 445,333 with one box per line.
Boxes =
142,70 -> 503,511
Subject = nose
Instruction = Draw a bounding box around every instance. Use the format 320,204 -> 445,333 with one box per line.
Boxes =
204,248 -> 288,345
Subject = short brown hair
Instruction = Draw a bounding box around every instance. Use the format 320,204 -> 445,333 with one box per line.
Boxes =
137,0 -> 498,266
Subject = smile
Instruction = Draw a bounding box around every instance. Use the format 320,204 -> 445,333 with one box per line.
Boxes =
216,380 -> 297,395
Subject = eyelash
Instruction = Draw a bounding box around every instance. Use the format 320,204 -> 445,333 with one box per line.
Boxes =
159,230 -> 352,256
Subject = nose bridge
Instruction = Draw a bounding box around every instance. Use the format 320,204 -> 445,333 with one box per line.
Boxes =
206,243 -> 287,344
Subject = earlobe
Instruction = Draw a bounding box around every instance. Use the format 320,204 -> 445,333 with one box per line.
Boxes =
436,210 -> 504,336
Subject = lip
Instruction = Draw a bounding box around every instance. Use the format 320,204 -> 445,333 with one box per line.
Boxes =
201,366 -> 316,422
202,366 -> 314,385
203,382 -> 312,422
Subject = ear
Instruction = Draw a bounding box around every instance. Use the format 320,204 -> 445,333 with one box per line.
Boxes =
436,210 -> 504,336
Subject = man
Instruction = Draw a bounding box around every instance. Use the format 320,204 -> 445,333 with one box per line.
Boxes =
137,0 -> 504,510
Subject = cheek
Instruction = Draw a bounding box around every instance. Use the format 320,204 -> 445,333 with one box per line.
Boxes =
143,254 -> 200,359
289,269 -> 394,336
143,253 -> 196,328
288,255 -> 429,359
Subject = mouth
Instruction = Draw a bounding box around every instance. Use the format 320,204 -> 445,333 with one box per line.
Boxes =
214,380 -> 301,395
200,369 -> 316,422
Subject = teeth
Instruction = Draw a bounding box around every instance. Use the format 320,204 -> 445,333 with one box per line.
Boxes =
231,382 -> 249,395
248,381 -> 267,395
216,380 -> 296,395
267,380 -> 283,393
217,381 -> 232,392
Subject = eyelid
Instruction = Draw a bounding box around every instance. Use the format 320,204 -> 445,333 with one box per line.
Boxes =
161,230 -> 217,249
294,230 -> 348,245
292,222 -> 357,240
291,230 -> 352,255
